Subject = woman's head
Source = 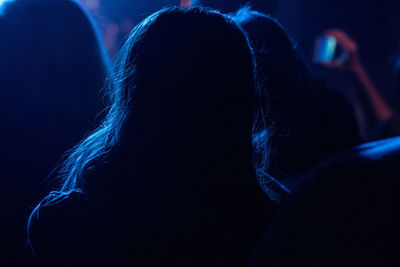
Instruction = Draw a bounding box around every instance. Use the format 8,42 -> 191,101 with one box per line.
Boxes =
234,7 -> 298,115
34,6 -> 258,205
234,7 -> 360,188
116,7 -> 255,172
234,8 -> 318,181
233,7 -> 297,197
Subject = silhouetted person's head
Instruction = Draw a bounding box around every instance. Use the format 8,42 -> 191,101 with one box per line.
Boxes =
0,0 -> 109,264
234,7 -> 298,114
46,6 -> 258,192
235,7 -> 361,188
0,0 -> 109,175
234,7 -> 310,185
118,7 -> 255,177
29,7 -> 269,265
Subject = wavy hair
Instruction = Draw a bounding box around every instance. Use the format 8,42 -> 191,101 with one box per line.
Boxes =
234,6 -> 292,199
28,6 -> 283,248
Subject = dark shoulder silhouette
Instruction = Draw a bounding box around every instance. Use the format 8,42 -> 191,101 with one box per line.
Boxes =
251,136 -> 400,266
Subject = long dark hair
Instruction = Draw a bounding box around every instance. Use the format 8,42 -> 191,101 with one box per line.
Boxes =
28,5 -> 274,244
234,7 -> 361,190
234,6 -> 294,197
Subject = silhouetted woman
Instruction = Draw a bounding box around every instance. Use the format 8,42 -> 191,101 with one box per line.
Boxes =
0,0 -> 109,264
234,7 -> 361,190
233,9 -> 400,267
28,7 -> 269,266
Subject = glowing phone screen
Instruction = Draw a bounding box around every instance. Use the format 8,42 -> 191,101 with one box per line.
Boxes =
314,36 -> 337,63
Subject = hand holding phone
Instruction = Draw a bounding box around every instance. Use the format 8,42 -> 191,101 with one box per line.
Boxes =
314,29 -> 359,70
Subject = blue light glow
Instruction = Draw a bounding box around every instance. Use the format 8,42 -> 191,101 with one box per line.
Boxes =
0,0 -> 14,15
315,36 -> 336,63
358,136 -> 400,161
